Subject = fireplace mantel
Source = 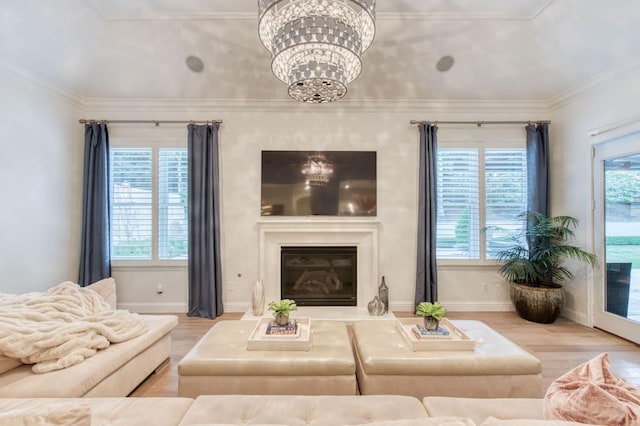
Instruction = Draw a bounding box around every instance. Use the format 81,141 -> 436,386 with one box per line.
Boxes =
257,218 -> 380,311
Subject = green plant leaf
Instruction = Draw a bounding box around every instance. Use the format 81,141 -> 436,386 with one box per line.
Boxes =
415,301 -> 447,320
492,211 -> 597,287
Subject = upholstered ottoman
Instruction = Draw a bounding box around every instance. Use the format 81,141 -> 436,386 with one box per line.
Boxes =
178,320 -> 357,397
178,394 -> 430,426
352,320 -> 543,399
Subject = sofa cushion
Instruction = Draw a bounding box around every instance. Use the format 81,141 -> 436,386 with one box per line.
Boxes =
0,315 -> 178,397
543,353 -> 640,425
0,355 -> 21,375
423,397 -> 543,425
179,395 -> 429,426
0,397 -> 194,426
480,417 -> 597,425
85,277 -> 117,310
0,402 -> 90,425
346,419 -> 477,426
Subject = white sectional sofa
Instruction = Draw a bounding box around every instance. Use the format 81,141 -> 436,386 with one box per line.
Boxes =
0,278 -> 179,397
0,314 -> 178,397
0,395 -> 602,425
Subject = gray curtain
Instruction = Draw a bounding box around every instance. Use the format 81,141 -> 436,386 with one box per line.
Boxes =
79,123 -> 111,286
187,123 -> 223,319
526,123 -> 550,217
415,124 -> 439,306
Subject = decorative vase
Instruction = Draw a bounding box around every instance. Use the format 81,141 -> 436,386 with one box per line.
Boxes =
274,312 -> 289,326
423,316 -> 439,331
251,279 -> 265,316
378,276 -> 389,313
367,296 -> 385,316
510,282 -> 564,324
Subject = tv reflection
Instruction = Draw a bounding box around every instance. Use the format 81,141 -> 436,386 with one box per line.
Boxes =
261,150 -> 377,217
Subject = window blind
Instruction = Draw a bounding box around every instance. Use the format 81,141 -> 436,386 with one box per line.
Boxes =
436,148 -> 480,259
436,147 -> 527,260
110,148 -> 153,260
485,149 -> 527,258
158,148 -> 188,259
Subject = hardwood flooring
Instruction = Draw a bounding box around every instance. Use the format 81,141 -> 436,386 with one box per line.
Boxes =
130,311 -> 640,397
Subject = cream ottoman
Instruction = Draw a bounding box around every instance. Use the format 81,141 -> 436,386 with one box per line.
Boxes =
352,320 -> 543,399
178,320 -> 357,397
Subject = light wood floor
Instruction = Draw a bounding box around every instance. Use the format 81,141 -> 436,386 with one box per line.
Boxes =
130,312 -> 640,397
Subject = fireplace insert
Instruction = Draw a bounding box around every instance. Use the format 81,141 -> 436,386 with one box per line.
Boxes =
281,246 -> 357,306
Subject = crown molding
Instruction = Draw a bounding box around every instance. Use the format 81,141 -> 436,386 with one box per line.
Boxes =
0,61 -> 86,109
83,0 -> 555,22
82,97 -> 549,116
378,1 -> 554,22
0,62 -> 552,115
548,55 -> 640,112
14,55 -> 634,118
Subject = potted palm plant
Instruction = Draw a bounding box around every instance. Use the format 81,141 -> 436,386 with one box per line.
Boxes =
268,299 -> 297,326
489,211 -> 597,324
415,301 -> 447,330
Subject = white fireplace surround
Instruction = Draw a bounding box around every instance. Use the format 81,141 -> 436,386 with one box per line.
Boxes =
258,218 -> 380,311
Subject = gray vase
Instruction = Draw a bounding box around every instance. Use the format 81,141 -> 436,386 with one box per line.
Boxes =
367,296 -> 385,316
423,316 -> 439,331
274,312 -> 289,326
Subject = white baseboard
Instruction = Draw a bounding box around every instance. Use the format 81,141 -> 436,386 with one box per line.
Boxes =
224,302 -> 250,313
442,301 -> 515,312
119,300 -> 587,326
224,301 -> 515,314
117,303 -> 188,314
559,307 -> 589,326
392,301 -> 514,312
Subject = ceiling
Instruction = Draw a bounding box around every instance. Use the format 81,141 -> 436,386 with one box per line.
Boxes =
2,0 -> 640,103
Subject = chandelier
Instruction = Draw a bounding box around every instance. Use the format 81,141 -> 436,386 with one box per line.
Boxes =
301,155 -> 334,186
258,0 -> 376,103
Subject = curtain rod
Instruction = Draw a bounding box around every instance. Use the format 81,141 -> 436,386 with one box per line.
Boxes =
78,119 -> 222,126
410,120 -> 550,126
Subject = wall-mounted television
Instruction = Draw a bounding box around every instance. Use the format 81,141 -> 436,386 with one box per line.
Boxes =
261,150 -> 376,216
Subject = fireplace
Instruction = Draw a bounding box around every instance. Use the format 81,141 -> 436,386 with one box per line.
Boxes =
281,246 -> 357,306
257,218 -> 380,311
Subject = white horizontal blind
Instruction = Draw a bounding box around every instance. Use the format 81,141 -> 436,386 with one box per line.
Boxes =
436,147 -> 527,260
110,148 -> 153,260
158,148 -> 188,259
485,149 -> 527,258
436,148 -> 480,259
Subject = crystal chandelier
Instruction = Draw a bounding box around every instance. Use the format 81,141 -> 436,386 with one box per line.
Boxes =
258,0 -> 376,103
301,155 -> 334,186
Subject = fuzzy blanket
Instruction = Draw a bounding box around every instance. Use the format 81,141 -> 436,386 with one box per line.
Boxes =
0,281 -> 148,373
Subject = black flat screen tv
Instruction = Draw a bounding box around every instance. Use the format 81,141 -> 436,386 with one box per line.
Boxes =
261,150 -> 376,216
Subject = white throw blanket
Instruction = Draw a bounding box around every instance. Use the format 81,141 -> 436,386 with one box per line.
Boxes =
0,281 -> 148,373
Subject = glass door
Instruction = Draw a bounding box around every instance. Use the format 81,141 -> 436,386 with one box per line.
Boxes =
593,129 -> 640,343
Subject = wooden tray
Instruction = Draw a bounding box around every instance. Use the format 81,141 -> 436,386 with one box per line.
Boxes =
247,317 -> 312,351
396,318 -> 475,352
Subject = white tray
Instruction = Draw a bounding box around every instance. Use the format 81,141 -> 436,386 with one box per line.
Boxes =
396,318 -> 475,352
247,317 -> 312,351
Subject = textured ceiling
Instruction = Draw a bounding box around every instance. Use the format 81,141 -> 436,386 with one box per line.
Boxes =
2,0 -> 640,103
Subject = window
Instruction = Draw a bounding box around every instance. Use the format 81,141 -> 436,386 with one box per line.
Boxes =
110,146 -> 188,261
436,145 -> 527,261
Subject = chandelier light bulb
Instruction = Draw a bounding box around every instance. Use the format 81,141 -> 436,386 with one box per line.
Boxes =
259,0 -> 376,103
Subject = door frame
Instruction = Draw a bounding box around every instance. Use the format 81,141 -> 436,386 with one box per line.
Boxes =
591,118 -> 640,343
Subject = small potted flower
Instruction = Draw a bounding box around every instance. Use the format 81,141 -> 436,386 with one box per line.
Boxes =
268,299 -> 297,326
415,301 -> 447,331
